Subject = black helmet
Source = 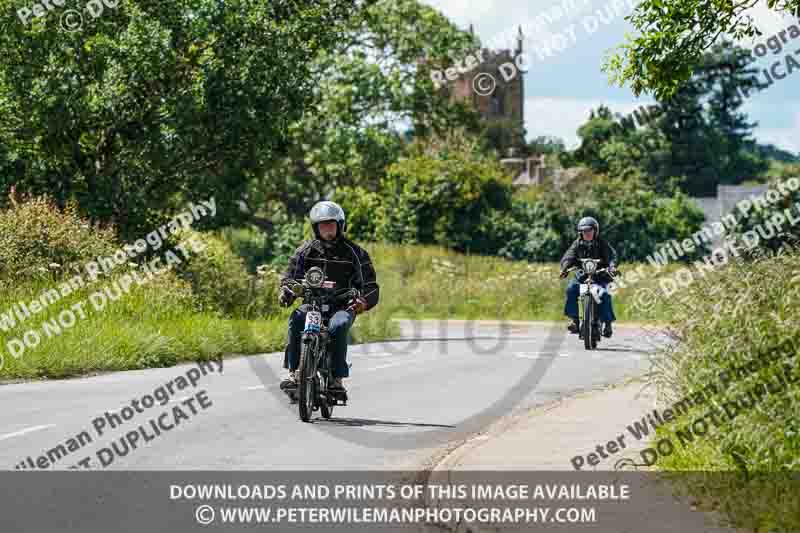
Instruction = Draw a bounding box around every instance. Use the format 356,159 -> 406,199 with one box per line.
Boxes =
309,201 -> 346,241
577,216 -> 599,236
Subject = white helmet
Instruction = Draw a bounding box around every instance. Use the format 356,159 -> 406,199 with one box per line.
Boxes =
309,201 -> 346,240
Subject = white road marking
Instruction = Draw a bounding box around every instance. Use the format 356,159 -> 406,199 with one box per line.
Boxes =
365,361 -> 413,371
514,352 -> 557,359
243,385 -> 266,391
349,352 -> 395,358
0,424 -> 56,443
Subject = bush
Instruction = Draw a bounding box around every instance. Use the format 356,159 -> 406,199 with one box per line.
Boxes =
375,131 -> 513,252
177,230 -> 279,318
471,174 -> 708,263
473,197 -> 571,262
0,192 -> 118,280
577,175 -> 708,262
221,226 -> 268,273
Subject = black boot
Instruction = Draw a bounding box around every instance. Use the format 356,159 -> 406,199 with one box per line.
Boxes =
567,319 -> 579,334
280,370 -> 298,390
602,321 -> 613,338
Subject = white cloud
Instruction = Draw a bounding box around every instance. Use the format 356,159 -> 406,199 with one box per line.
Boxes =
421,0 -> 500,29
735,0 -> 798,47
524,96 -> 653,148
422,0 -> 621,52
754,111 -> 800,155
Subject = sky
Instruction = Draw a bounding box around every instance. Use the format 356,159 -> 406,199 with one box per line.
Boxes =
421,0 -> 800,155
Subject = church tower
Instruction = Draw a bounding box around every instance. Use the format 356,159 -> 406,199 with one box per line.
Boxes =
444,25 -> 526,150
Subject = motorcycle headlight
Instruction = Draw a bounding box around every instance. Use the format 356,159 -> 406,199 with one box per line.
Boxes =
305,267 -> 325,288
584,260 -> 596,274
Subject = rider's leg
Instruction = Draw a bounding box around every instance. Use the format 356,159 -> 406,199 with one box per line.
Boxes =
286,305 -> 309,373
598,282 -> 616,323
565,280 -> 580,319
597,282 -> 615,337
328,310 -> 354,385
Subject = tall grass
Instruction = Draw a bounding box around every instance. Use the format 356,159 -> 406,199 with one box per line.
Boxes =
638,247 -> 800,532
366,242 -> 681,322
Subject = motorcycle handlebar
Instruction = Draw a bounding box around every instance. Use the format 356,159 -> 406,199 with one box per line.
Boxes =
286,280 -> 359,302
560,266 -> 619,278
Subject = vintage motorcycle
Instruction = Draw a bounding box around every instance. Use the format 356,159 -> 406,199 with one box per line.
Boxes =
282,267 -> 360,422
564,258 -> 618,350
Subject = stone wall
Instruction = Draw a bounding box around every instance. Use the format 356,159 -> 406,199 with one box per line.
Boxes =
690,184 -> 770,248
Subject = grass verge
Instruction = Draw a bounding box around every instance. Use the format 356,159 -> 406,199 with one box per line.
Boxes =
1,241 -> 675,381
638,248 -> 800,532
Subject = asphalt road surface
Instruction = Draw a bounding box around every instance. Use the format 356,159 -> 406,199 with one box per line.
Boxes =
0,320 -> 668,471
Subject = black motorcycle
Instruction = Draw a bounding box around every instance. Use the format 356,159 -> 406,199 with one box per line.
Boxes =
283,267 -> 359,422
564,258 -> 617,350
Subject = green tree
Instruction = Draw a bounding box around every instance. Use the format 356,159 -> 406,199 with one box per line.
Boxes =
244,0 -> 484,226
480,118 -> 526,158
0,0 -> 366,238
571,42 -> 768,196
375,129 -> 513,252
603,0 -> 800,99
527,135 -> 566,155
568,105 -> 618,174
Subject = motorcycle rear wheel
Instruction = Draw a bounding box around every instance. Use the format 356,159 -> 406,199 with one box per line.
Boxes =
320,354 -> 334,419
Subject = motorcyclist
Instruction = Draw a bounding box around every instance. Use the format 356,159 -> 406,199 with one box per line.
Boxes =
559,216 -> 618,337
277,201 -> 379,394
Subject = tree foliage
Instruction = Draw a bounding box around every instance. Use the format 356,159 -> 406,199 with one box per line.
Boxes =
334,129 -> 512,252
245,0 -> 484,226
0,0 -> 367,239
571,42 -> 770,196
603,0 -> 800,99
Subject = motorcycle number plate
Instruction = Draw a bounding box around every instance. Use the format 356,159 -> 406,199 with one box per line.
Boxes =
322,304 -> 330,312
304,311 -> 322,332
579,284 -> 589,296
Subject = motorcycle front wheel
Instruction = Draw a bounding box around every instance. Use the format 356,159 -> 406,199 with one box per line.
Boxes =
320,390 -> 333,419
583,296 -> 593,350
298,339 -> 317,422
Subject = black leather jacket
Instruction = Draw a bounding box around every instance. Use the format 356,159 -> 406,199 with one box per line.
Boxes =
560,236 -> 618,284
279,237 -> 380,311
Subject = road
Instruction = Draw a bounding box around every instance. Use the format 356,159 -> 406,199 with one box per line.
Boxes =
0,320 -> 667,471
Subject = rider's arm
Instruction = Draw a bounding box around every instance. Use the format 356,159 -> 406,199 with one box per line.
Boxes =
559,239 -> 579,272
280,241 -> 312,289
351,244 -> 380,311
602,240 -> 619,269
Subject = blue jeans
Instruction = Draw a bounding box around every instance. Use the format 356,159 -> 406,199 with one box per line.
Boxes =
564,279 -> 616,323
285,304 -> 354,378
